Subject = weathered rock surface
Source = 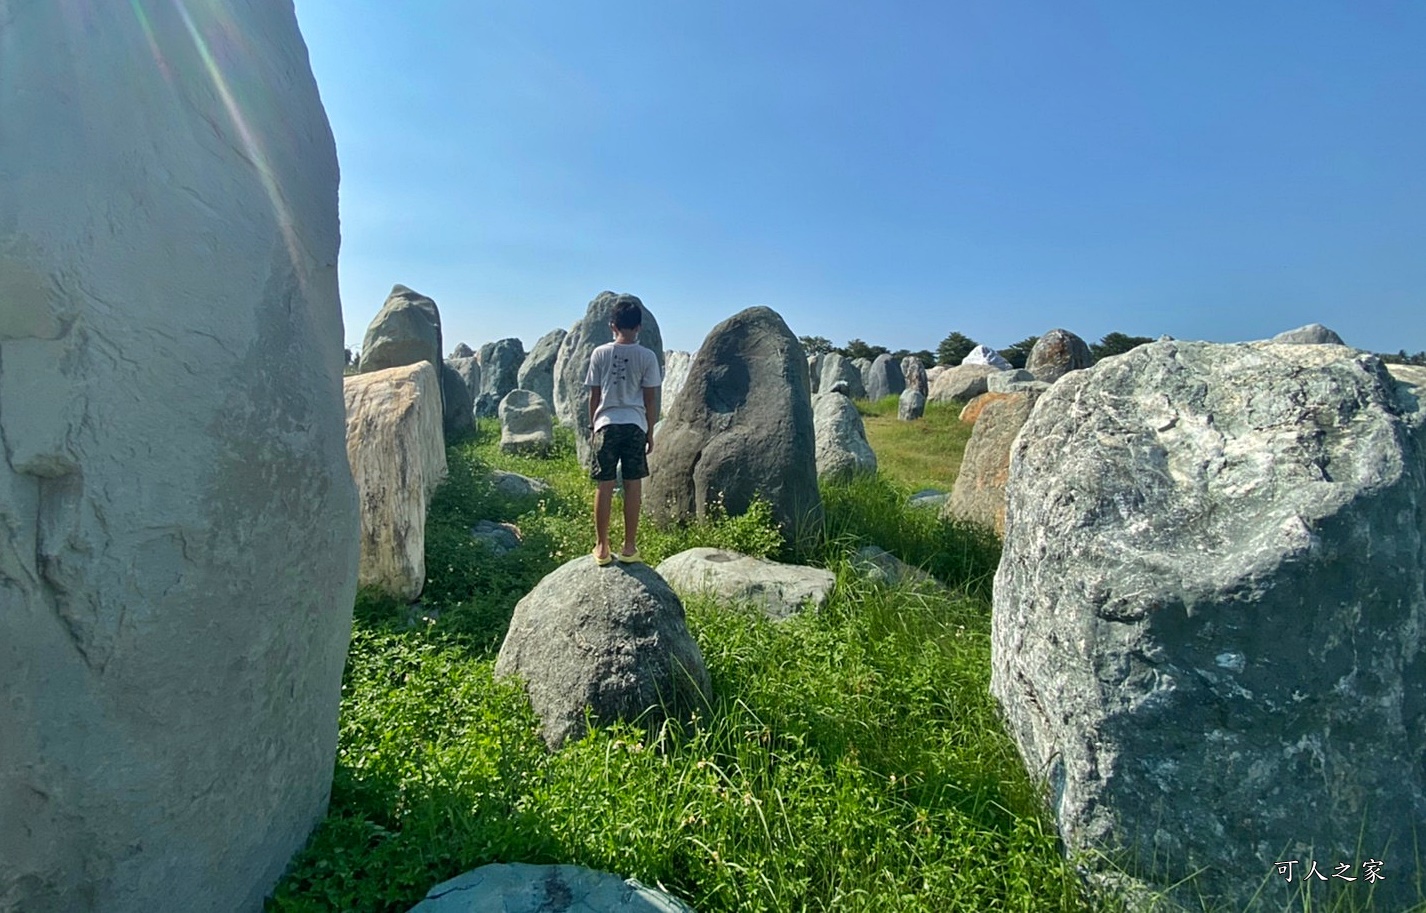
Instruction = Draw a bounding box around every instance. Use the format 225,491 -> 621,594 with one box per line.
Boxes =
345,363 -> 448,599
450,342 -> 475,359
360,284 -> 442,375
477,337 -> 525,416
853,357 -> 874,396
661,349 -> 694,416
865,352 -> 906,401
898,388 -> 926,421
490,469 -> 551,502
852,545 -> 943,590
818,353 -> 867,400
495,556 -> 711,750
943,390 -> 1040,535
447,356 -> 481,403
440,362 -> 474,438
407,864 -> 696,913
516,328 -> 566,408
470,520 -> 521,556
813,392 -> 877,482
907,489 -> 949,511
1026,328 -> 1092,383
993,340 -> 1426,911
656,548 -> 835,620
962,344 -> 1011,369
498,388 -> 554,454
925,364 -> 948,386
927,364 -> 999,403
901,356 -> 929,395
808,353 -> 824,393
1269,322 -> 1347,345
0,3 -> 358,909
987,368 -> 1040,394
648,307 -> 822,546
553,292 -> 665,465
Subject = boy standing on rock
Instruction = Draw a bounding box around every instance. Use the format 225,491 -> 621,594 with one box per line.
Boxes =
586,299 -> 662,565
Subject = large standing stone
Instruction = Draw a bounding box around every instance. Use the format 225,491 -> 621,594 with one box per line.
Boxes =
993,340 -> 1426,911
552,292 -> 665,466
813,392 -> 877,482
656,547 -> 836,620
898,388 -> 926,421
359,284 -> 442,375
446,356 -> 481,402
516,327 -> 566,408
407,864 -> 696,913
864,352 -> 906,401
900,355 -> 928,395
942,390 -> 1040,535
495,556 -> 711,750
1269,322 -> 1347,345
853,357 -> 874,396
450,342 -> 475,359
0,3 -> 358,910
477,337 -> 525,416
498,389 -> 554,455
927,364 -> 999,403
1026,328 -> 1092,383
661,350 -> 694,417
818,352 -> 866,400
440,362 -> 474,438
648,307 -> 822,547
345,363 -> 448,600
808,353 -> 825,393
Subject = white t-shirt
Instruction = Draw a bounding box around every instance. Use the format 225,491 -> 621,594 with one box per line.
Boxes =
584,341 -> 662,432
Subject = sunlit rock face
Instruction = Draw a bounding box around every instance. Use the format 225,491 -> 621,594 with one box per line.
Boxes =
0,3 -> 357,912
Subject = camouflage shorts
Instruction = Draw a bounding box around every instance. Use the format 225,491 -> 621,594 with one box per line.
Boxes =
589,423 -> 648,482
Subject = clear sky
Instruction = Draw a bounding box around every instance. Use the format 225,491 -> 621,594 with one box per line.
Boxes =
293,1 -> 1425,357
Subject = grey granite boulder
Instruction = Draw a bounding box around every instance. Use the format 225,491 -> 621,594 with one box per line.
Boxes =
1269,322 -> 1347,345
446,355 -> 481,402
0,3 -> 358,908
865,352 -> 906,401
477,337 -> 525,415
1026,328 -> 1092,383
852,546 -> 942,590
901,356 -> 929,395
440,361 -> 474,438
898,388 -> 926,421
490,469 -> 551,502
808,353 -> 824,393
553,291 -> 665,466
853,356 -> 874,395
450,342 -> 475,359
986,368 -> 1041,393
516,328 -> 566,408
360,284 -> 442,375
813,391 -> 877,482
407,864 -> 696,913
993,339 -> 1426,912
818,353 -> 866,400
648,307 -> 822,547
470,520 -> 521,556
656,547 -> 835,620
942,389 -> 1040,535
927,364 -> 999,403
498,388 -> 554,455
495,556 -> 712,749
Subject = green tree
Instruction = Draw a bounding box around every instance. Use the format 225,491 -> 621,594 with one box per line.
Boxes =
1090,332 -> 1154,362
799,335 -> 834,357
936,331 -> 977,367
998,336 -> 1039,370
843,338 -> 889,361
1380,349 -> 1426,366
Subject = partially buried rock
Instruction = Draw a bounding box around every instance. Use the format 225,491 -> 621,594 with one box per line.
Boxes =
345,363 -> 448,600
656,547 -> 835,620
898,388 -> 925,421
864,352 -> 906,400
360,284 -> 442,375
852,545 -> 943,591
406,863 -> 696,913
1025,328 -> 1092,383
1269,322 -> 1347,345
813,391 -> 877,482
927,364 -> 999,403
470,520 -> 521,556
993,340 -> 1426,912
490,469 -> 551,502
498,388 -> 554,455
648,306 -> 823,547
495,556 -> 712,750
516,328 -> 566,408
943,390 -> 1041,535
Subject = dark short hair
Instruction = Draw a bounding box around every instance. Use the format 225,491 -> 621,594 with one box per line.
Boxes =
611,300 -> 642,330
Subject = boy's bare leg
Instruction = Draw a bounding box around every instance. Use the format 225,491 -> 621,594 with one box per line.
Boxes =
620,479 -> 642,556
594,480 -> 617,560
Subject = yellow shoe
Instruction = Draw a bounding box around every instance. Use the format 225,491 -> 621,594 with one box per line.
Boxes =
616,550 -> 642,564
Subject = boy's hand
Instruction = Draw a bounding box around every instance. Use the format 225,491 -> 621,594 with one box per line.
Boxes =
645,432 -> 654,454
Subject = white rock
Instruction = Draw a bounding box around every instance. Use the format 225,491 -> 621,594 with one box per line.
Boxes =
498,388 -> 554,454
656,547 -> 836,620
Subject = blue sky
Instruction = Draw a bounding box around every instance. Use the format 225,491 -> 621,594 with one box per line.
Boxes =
293,1 -> 1425,356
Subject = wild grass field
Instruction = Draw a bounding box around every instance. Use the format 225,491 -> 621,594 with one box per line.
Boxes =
268,404 -> 1417,913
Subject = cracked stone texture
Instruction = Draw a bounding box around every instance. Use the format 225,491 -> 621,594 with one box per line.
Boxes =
656,547 -> 836,620
552,292 -> 664,466
495,556 -> 711,750
865,352 -> 906,401
993,340 -> 1426,911
900,355 -> 928,395
817,353 -> 866,401
516,328 -> 566,410
944,389 -> 1041,536
0,2 -> 358,910
1026,327 -> 1092,383
813,391 -> 877,483
345,363 -> 448,600
407,863 -> 697,912
648,307 -> 822,549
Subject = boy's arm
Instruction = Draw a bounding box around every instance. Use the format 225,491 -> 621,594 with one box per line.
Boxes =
642,385 -> 658,453
588,386 -> 602,430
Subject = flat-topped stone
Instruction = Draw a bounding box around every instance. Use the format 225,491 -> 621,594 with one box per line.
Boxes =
656,547 -> 835,620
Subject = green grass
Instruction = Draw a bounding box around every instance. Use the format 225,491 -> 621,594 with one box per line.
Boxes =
857,395 -> 973,492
